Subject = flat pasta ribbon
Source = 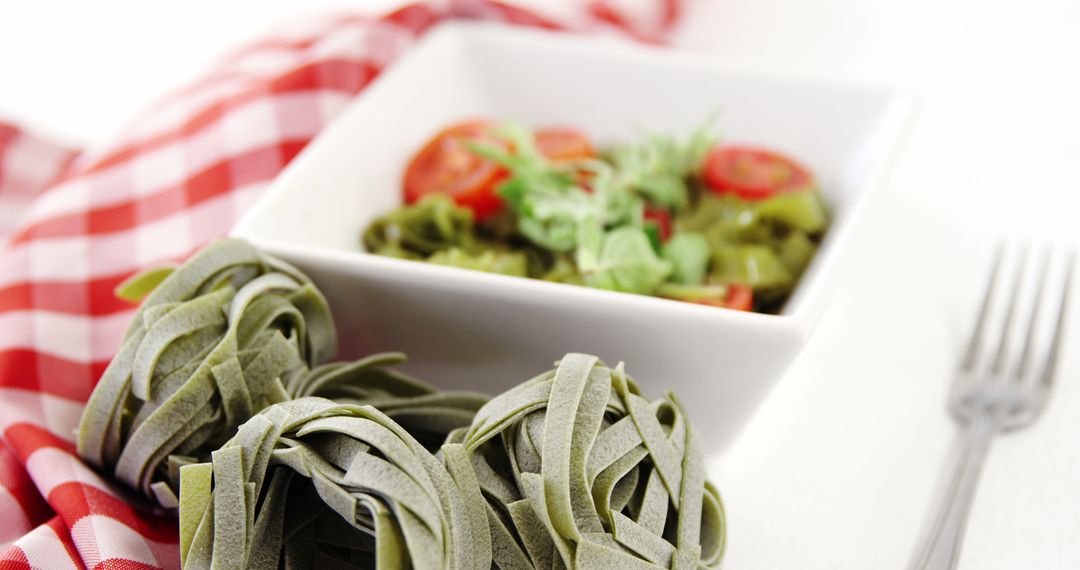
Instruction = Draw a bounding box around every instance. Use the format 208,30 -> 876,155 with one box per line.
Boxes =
178,397 -> 491,569
77,239 -> 338,506
78,238 -> 490,508
460,354 -> 726,569
290,353 -> 490,451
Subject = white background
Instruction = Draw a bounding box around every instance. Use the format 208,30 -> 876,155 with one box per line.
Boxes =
2,1 -> 1078,568
2,0 -> 1077,239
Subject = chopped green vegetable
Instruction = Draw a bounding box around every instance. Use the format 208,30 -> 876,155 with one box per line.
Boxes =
541,254 -> 585,285
710,245 -> 793,288
427,247 -> 529,277
662,232 -> 710,286
778,230 -> 817,277
755,188 -> 828,233
677,194 -> 765,243
656,282 -> 729,302
363,194 -> 477,258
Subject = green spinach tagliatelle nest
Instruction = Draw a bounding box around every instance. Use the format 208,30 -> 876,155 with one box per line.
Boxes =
180,354 -> 725,569
76,239 -> 483,507
76,239 -> 726,569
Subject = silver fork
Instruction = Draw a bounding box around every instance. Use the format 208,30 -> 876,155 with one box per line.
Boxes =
909,245 -> 1074,570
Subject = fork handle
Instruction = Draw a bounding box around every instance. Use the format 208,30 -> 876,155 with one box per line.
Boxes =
909,415 -> 997,570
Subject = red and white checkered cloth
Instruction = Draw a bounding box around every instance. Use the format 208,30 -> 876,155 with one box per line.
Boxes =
0,1 -> 680,568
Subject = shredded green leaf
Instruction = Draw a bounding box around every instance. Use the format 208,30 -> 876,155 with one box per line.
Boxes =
604,121 -> 716,211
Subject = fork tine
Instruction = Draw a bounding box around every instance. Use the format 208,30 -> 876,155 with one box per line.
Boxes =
1038,251 -> 1075,389
989,244 -> 1028,376
961,245 -> 1005,372
1013,249 -> 1051,381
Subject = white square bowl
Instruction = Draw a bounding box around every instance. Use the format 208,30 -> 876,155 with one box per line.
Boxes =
232,21 -> 914,453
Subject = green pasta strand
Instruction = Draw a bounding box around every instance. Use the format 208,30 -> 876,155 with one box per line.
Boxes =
179,398 -> 491,569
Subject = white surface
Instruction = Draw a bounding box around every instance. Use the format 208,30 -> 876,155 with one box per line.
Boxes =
3,1 -> 1080,569
232,22 -> 911,454
676,1 -> 1080,569
0,0 -> 389,143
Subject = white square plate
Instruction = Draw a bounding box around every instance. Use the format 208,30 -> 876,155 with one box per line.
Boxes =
232,22 -> 914,452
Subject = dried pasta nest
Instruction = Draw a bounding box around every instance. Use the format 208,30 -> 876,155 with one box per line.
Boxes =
77,239 -> 338,506
77,238 -> 488,508
459,353 -> 726,569
289,353 -> 490,451
180,353 -> 725,569
179,398 -> 491,569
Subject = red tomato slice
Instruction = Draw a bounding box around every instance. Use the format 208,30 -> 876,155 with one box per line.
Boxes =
643,208 -> 672,242
688,284 -> 754,311
703,146 -> 813,201
403,120 -> 508,221
403,123 -> 595,221
535,128 -> 595,162
722,284 -> 754,311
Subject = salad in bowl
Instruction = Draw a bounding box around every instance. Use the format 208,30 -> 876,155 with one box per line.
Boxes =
363,119 -> 828,313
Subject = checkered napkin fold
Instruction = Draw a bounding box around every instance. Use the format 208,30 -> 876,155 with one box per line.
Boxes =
0,1 -> 681,568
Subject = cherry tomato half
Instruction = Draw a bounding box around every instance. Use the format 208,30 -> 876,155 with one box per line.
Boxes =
403,122 -> 595,221
535,128 -> 595,162
403,120 -> 508,221
703,146 -> 813,201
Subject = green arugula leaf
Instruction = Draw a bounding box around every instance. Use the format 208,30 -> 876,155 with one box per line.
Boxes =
578,226 -> 672,295
470,122 -> 604,252
500,176 -> 596,252
463,120 -> 714,295
582,160 -> 644,229
574,215 -> 605,274
606,121 -> 717,211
